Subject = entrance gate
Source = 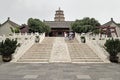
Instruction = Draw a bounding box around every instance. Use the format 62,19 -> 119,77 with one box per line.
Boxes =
49,28 -> 69,37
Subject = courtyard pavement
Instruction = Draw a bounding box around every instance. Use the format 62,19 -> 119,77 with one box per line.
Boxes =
0,63 -> 120,80
0,37 -> 119,80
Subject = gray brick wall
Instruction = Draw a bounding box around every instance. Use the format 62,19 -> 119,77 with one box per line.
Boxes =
0,23 -> 13,36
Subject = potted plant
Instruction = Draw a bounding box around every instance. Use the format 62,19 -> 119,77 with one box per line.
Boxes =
35,36 -> 40,43
104,38 -> 120,63
92,37 -> 95,40
0,38 -> 17,62
80,36 -> 86,43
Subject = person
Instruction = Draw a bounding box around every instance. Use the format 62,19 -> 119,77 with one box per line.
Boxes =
69,32 -> 74,40
64,32 -> 67,40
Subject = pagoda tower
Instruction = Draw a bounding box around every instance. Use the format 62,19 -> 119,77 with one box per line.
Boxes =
54,7 -> 65,21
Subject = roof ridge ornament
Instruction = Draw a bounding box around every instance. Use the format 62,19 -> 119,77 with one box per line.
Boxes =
7,17 -> 10,21
59,7 -> 61,10
111,18 -> 113,22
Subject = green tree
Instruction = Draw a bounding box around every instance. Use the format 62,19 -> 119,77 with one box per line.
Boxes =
43,24 -> 51,34
10,27 -> 20,33
117,23 -> 120,27
28,18 -> 51,33
71,17 -> 101,34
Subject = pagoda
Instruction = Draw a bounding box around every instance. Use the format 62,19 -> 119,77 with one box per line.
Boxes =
54,7 -> 65,21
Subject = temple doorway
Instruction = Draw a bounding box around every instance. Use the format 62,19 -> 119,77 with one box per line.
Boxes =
57,32 -> 63,37
48,28 -> 69,37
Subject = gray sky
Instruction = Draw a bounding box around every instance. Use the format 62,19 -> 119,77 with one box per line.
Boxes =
0,0 -> 120,24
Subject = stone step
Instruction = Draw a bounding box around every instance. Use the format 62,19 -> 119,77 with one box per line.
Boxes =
20,56 -> 50,59
72,59 -> 103,62
71,57 -> 100,59
65,38 -> 79,43
17,59 -> 49,62
26,51 -> 51,52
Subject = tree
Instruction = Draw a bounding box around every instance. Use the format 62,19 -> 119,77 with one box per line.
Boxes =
117,23 -> 120,27
28,18 -> 51,33
43,24 -> 51,35
10,27 -> 20,33
71,17 -> 101,34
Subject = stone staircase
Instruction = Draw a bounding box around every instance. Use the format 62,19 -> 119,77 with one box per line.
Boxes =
66,39 -> 103,63
17,37 -> 106,63
17,37 -> 54,63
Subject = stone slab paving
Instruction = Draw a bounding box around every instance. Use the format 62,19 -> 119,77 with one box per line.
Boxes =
0,63 -> 120,80
65,38 -> 79,43
41,37 -> 55,44
50,37 -> 71,62
17,37 -> 55,63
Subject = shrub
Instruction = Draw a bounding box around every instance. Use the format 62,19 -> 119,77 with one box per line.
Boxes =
80,36 -> 86,43
104,38 -> 120,63
0,38 -> 18,62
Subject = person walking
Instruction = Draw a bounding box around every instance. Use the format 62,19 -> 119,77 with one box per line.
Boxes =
64,32 -> 67,40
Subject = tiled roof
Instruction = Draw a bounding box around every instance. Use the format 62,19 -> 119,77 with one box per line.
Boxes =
102,18 -> 120,27
1,19 -> 20,28
44,21 -> 74,28
8,20 -> 20,27
20,24 -> 29,33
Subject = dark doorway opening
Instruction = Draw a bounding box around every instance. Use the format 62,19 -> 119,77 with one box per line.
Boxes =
57,32 -> 63,37
48,28 -> 70,37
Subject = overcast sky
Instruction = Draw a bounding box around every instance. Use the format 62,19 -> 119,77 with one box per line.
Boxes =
0,0 -> 120,24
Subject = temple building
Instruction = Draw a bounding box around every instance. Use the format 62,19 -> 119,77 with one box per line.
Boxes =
44,8 -> 74,37
100,18 -> 120,37
0,17 -> 20,36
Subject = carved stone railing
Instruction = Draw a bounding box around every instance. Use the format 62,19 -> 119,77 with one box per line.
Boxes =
75,33 -> 81,43
0,33 -> 45,62
75,33 -> 111,63
11,33 -> 45,62
86,37 -> 110,63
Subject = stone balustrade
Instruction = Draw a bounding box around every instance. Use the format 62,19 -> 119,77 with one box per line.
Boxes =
0,33 -> 45,62
75,33 -> 120,63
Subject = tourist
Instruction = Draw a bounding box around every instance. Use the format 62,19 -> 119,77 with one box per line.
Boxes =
69,32 -> 74,40
64,32 -> 67,40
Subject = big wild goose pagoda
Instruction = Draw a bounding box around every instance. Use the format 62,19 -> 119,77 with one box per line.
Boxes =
44,8 -> 74,37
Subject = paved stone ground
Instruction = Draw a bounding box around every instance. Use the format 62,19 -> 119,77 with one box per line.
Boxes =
0,63 -> 120,80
